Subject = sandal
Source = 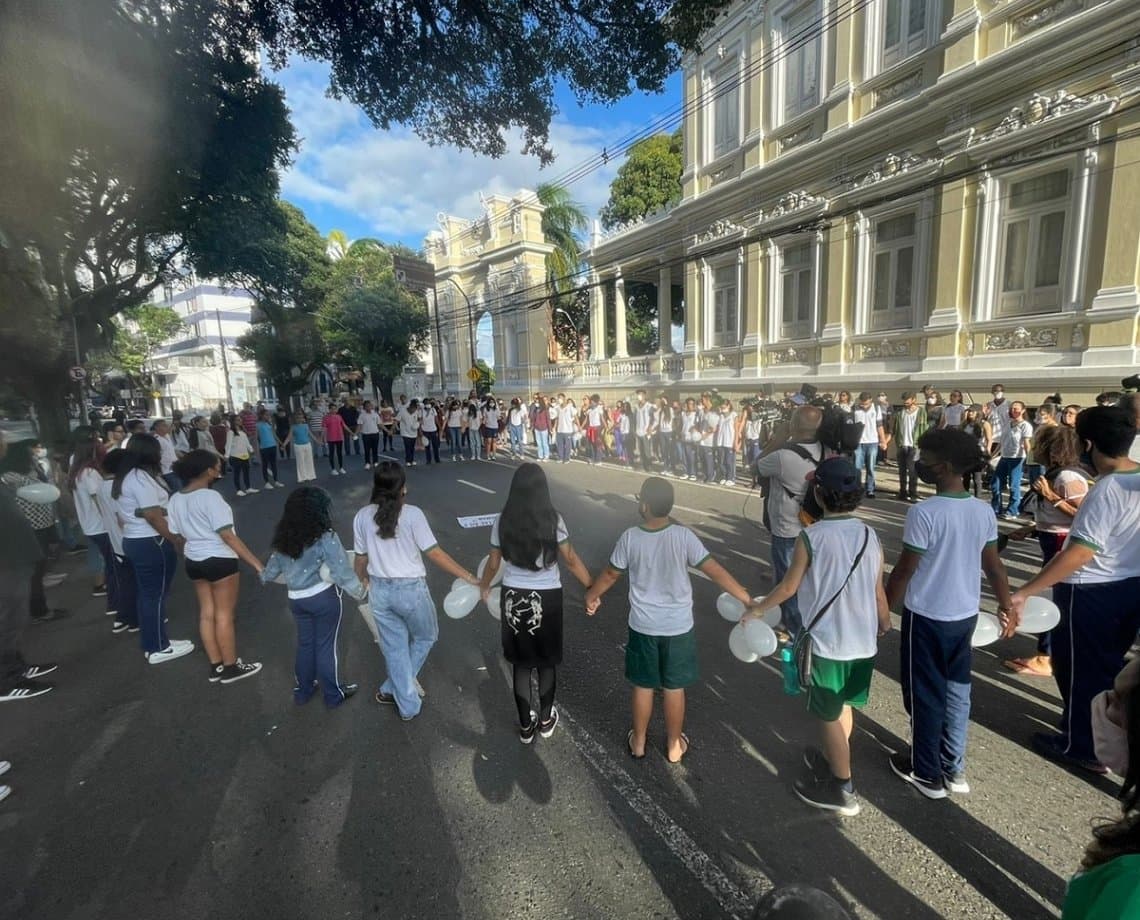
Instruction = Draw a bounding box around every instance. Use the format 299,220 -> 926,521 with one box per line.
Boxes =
1002,656 -> 1054,678
627,729 -> 646,760
666,733 -> 690,765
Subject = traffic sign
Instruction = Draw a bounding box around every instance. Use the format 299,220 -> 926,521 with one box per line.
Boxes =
68,366 -> 86,382
392,254 -> 436,292
467,367 -> 480,382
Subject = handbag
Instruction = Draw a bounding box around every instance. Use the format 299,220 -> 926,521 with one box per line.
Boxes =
792,526 -> 871,693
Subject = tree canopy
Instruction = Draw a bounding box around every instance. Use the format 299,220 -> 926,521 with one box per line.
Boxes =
599,129 -> 683,230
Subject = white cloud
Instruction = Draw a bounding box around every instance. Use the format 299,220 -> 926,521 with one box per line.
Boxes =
275,60 -> 630,243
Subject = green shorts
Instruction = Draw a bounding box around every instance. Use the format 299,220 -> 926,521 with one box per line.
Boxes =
625,627 -> 698,690
806,655 -> 875,721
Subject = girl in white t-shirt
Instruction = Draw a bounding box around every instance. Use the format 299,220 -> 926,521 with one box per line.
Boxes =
744,457 -> 890,817
168,449 -> 265,685
111,435 -> 196,665
479,463 -> 593,742
352,462 -> 478,719
69,438 -> 111,610
96,449 -> 138,634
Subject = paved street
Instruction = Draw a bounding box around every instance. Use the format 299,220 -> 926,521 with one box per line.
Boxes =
0,448 -> 1117,919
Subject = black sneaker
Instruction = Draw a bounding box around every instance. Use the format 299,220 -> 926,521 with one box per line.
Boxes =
111,620 -> 131,634
0,679 -> 54,702
793,775 -> 860,816
1032,731 -> 1109,775
31,609 -> 66,623
375,690 -> 396,705
889,752 -> 947,800
67,545 -> 87,556
218,660 -> 262,684
23,663 -> 57,679
803,746 -> 830,780
520,711 -> 538,745
92,586 -> 108,598
538,706 -> 559,739
208,662 -> 224,683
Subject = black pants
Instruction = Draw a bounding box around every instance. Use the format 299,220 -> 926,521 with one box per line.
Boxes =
636,435 -> 655,471
362,433 -> 380,465
423,430 -> 441,464
383,429 -> 394,452
231,457 -> 251,491
328,440 -> 344,471
349,435 -> 361,455
897,446 -> 918,498
402,436 -> 416,464
259,447 -> 278,484
0,579 -> 31,689
29,527 -> 54,618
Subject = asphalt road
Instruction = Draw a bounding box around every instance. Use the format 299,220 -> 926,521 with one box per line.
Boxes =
0,444 -> 1118,919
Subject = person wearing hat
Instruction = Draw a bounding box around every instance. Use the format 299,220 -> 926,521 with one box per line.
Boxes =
743,457 -> 889,816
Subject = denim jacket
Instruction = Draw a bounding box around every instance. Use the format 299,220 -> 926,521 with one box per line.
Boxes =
260,530 -> 366,599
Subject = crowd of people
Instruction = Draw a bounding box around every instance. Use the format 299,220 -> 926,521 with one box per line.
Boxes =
3,381 -> 1140,918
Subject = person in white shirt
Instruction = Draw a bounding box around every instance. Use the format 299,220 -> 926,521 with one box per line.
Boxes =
96,449 -> 138,633
554,395 -> 577,464
479,463 -> 593,742
353,462 -> 477,720
445,399 -> 465,462
713,400 -> 738,485
679,398 -> 699,480
396,399 -> 423,466
585,477 -> 755,764
508,398 -> 528,460
224,415 -> 257,495
584,396 -> 605,465
992,401 -> 1034,518
744,457 -> 890,817
851,393 -> 886,498
1011,406 -> 1140,774
151,419 -> 180,491
886,428 -> 1013,799
984,383 -> 1011,447
358,400 -> 383,468
481,397 -> 500,461
420,399 -> 441,465
111,435 -> 196,665
633,389 -> 657,472
938,390 -> 967,429
167,450 -> 264,685
69,439 -> 113,614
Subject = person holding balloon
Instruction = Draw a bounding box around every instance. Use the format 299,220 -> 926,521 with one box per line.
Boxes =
585,477 -> 753,763
741,457 -> 889,817
1010,405 -> 1140,774
479,462 -> 593,743
0,439 -> 65,623
352,462 -> 478,720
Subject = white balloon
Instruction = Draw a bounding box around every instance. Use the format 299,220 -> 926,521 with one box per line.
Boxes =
443,583 -> 479,619
318,563 -> 332,583
486,585 -> 502,619
452,576 -> 468,593
743,619 -> 779,657
477,555 -> 503,587
1017,596 -> 1061,635
16,483 -> 60,504
971,612 -> 1001,647
753,596 -> 781,628
728,624 -> 759,663
358,603 -> 380,645
717,592 -> 746,622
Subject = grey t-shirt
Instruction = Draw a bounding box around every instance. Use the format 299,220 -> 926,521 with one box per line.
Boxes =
754,441 -> 823,539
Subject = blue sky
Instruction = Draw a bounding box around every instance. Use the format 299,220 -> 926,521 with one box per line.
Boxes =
273,59 -> 682,249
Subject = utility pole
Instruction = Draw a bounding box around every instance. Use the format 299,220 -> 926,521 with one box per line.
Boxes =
216,309 -> 234,411
431,286 -> 446,391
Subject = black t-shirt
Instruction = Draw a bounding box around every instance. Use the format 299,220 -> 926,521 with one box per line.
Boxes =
338,406 -> 359,428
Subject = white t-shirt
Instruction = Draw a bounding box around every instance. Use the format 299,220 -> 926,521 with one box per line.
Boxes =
446,409 -> 463,428
359,409 -> 382,435
999,419 -> 1034,458
509,407 -> 527,426
1064,469 -> 1140,584
1128,434 -> 1140,463
483,406 -> 500,428
715,412 -> 737,447
74,467 -> 106,536
941,403 -> 966,428
352,503 -> 438,578
556,405 -> 576,431
586,406 -> 604,427
635,403 -> 655,436
902,494 -> 998,621
610,524 -> 711,636
420,409 -> 439,433
681,411 -> 697,441
853,406 -> 882,445
115,469 -> 170,540
1034,469 -> 1090,533
490,514 -> 569,590
167,488 -> 237,561
799,519 -> 882,661
897,409 -> 919,448
157,434 -> 177,474
96,477 -> 125,555
397,408 -> 422,438
987,399 -> 1011,439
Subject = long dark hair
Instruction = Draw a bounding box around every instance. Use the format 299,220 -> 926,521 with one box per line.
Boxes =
271,486 -> 333,558
498,463 -> 558,570
68,437 -> 102,489
369,461 -> 406,539
111,434 -> 165,499
0,439 -> 38,476
1083,677 -> 1140,869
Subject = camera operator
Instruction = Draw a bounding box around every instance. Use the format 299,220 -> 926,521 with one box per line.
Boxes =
754,405 -> 824,640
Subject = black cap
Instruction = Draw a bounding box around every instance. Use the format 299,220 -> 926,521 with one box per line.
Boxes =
813,457 -> 862,494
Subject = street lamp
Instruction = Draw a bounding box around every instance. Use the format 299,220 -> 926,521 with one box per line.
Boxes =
553,307 -> 587,362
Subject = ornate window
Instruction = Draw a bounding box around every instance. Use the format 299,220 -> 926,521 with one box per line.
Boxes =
854,195 -> 932,334
771,238 -> 819,341
996,168 -> 1071,316
711,264 -> 740,347
778,1 -> 821,123
865,0 -> 937,77
712,60 -> 741,158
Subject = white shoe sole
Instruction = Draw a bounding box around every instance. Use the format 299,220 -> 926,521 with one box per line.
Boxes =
219,662 -> 263,684
0,760 -> 11,777
793,784 -> 860,817
147,644 -> 195,665
889,756 -> 947,800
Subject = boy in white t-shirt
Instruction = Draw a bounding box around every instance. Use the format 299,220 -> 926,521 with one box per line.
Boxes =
744,457 -> 890,817
886,429 -> 1013,799
585,478 -> 755,764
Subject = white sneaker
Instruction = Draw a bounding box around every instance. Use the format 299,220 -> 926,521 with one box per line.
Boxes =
0,785 -> 9,803
414,678 -> 426,698
147,639 -> 195,665
236,490 -> 246,497
43,574 -> 68,587
364,463 -> 371,469
246,487 -> 259,493
276,481 -> 287,488
0,760 -> 10,777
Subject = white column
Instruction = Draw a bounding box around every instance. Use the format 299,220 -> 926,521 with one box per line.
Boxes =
590,272 -> 606,360
613,270 -> 628,359
657,265 -> 673,354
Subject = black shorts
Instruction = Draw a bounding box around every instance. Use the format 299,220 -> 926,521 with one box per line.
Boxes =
185,556 -> 240,582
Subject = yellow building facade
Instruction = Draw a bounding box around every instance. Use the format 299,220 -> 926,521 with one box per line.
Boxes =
578,0 -> 1140,404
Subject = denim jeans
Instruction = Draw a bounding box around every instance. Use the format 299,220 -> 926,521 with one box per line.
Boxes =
447,427 -> 462,457
556,432 -> 573,462
717,446 -> 736,482
509,424 -> 524,456
770,535 -> 803,636
123,535 -> 177,654
369,576 -> 438,718
991,457 -> 1025,515
636,435 -> 655,471
657,432 -> 674,474
900,609 -> 975,781
534,428 -> 550,459
853,443 -> 879,494
682,442 -> 696,477
700,446 -> 716,481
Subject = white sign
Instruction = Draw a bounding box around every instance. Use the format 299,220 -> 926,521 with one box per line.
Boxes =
457,513 -> 500,529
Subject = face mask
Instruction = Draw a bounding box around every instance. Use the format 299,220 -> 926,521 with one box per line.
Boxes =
1091,690 -> 1129,775
914,460 -> 940,484
992,392 -> 1004,401
33,448 -> 47,459
926,397 -> 936,405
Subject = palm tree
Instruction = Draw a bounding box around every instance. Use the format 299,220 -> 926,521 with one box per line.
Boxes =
536,183 -> 589,360
326,229 -> 350,261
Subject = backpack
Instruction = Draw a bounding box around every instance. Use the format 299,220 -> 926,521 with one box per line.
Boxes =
819,405 -> 864,453
757,442 -> 826,531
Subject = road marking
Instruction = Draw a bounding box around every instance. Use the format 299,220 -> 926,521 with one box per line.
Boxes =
457,479 -> 495,494
670,503 -> 707,516
559,706 -> 761,919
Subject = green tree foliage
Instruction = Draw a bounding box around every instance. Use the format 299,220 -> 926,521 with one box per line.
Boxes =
243,1 -> 732,164
473,359 -> 496,395
599,130 -> 683,230
0,0 -> 294,439
536,183 -> 589,361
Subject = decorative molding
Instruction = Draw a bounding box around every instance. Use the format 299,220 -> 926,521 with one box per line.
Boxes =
984,325 -> 1059,351
875,70 -> 923,108
1071,324 -> 1086,349
859,338 -> 911,359
699,350 -> 743,371
698,219 -> 744,243
851,152 -> 936,190
970,89 -> 1112,148
780,125 -> 814,152
769,190 -> 823,218
1012,0 -> 1085,39
768,346 -> 814,366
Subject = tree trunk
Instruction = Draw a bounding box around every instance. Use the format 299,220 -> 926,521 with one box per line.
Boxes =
374,375 -> 394,405
31,368 -> 73,447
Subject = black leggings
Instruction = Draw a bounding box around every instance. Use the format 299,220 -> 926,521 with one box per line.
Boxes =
402,435 -> 416,464
328,440 -> 344,470
362,433 -> 380,464
512,664 -> 557,727
259,447 -> 278,484
231,457 -> 250,490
